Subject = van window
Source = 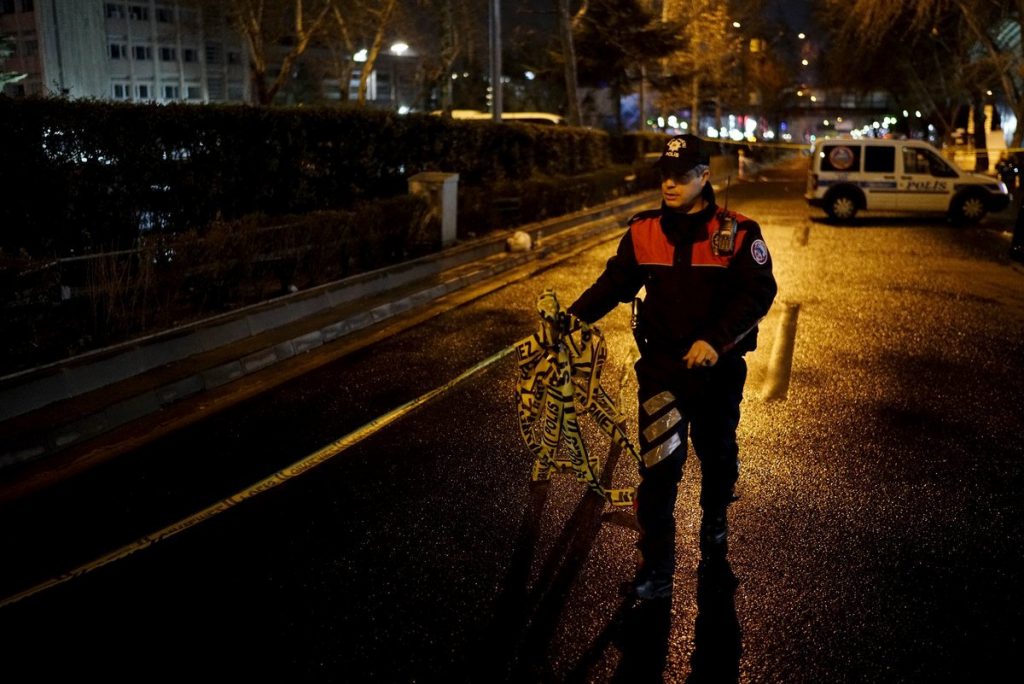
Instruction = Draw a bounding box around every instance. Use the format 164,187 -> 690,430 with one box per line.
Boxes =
821,144 -> 860,172
903,147 -> 959,177
864,146 -> 896,173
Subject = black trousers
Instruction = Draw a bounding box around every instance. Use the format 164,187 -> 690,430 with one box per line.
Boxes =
633,351 -> 747,575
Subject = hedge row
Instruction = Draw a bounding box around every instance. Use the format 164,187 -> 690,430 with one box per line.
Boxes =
0,97 -> 637,257
458,163 -> 660,235
1,157 -> 663,375
1,194 -> 432,375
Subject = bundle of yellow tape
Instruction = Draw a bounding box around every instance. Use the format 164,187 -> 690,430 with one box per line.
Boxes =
514,289 -> 641,507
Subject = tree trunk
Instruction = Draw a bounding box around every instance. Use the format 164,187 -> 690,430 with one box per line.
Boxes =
691,75 -> 699,133
556,0 -> 582,126
972,99 -> 988,172
638,64 -> 646,132
439,0 -> 457,113
357,0 -> 397,106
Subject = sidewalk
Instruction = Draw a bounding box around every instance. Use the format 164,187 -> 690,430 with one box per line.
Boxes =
0,190 -> 663,501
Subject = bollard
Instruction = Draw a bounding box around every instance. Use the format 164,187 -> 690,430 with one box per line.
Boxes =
408,172 -> 459,247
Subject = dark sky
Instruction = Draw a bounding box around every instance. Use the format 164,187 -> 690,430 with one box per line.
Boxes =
769,0 -> 813,32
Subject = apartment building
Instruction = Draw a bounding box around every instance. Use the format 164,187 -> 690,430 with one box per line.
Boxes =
1,0 -> 249,104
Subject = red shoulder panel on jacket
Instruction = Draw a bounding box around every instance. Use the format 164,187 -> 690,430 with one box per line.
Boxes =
630,218 -> 674,266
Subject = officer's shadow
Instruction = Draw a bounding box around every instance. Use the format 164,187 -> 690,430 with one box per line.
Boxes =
575,558 -> 741,683
475,477 -> 608,682
685,559 -> 742,683
475,445 -> 740,683
478,451 -> 631,682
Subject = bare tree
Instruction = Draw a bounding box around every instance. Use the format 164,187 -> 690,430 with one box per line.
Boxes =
323,0 -> 399,106
430,0 -> 461,112
574,0 -> 677,131
406,0 -> 486,113
556,0 -> 582,125
823,0 -> 1024,147
821,4 -> 973,144
354,0 -> 398,106
324,2 -> 358,103
215,0 -> 333,105
658,0 -> 742,132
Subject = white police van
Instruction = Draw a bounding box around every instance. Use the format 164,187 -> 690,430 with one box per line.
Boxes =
806,138 -> 1009,223
432,109 -> 567,125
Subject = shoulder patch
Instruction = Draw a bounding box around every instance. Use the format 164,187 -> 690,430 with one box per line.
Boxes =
750,239 -> 769,265
628,209 -> 661,225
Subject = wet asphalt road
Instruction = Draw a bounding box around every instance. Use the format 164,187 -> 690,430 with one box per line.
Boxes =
1,158 -> 1023,682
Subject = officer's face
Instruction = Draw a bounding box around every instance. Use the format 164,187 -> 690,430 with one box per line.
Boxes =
660,166 -> 709,212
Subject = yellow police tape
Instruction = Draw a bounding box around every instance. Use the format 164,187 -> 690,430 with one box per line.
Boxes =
0,345 -> 516,610
514,289 -> 641,507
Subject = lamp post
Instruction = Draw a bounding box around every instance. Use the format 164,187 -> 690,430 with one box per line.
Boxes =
489,0 -> 502,121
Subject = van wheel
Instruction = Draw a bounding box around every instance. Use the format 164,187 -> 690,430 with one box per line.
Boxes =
825,190 -> 858,221
950,192 -> 987,224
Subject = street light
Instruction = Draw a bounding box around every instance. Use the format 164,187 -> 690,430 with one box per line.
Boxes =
489,0 -> 502,122
390,42 -> 409,56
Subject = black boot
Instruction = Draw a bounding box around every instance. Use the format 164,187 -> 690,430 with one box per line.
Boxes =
624,566 -> 673,600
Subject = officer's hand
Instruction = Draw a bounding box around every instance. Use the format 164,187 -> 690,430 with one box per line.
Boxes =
684,340 -> 719,369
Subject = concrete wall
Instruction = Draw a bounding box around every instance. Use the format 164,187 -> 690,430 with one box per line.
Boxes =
38,0 -> 108,97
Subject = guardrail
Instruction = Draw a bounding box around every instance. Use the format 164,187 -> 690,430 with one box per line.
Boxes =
0,191 -> 662,477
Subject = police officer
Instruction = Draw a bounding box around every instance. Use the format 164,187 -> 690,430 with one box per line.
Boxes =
568,135 -> 777,599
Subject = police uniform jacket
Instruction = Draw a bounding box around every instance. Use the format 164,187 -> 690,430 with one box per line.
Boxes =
568,184 -> 777,357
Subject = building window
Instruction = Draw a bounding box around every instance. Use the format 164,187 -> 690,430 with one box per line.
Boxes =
375,72 -> 391,101
109,43 -> 127,59
0,0 -> 15,15
156,7 -> 173,22
20,0 -> 32,11
186,85 -> 202,100
136,83 -> 150,99
112,82 -> 130,100
182,48 -> 198,63
163,85 -> 179,99
208,76 -> 224,100
159,46 -> 176,61
349,70 -> 361,99
128,5 -> 148,21
227,82 -> 244,101
205,43 -> 222,64
226,51 -> 241,66
133,45 -> 152,60
105,3 -> 125,19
